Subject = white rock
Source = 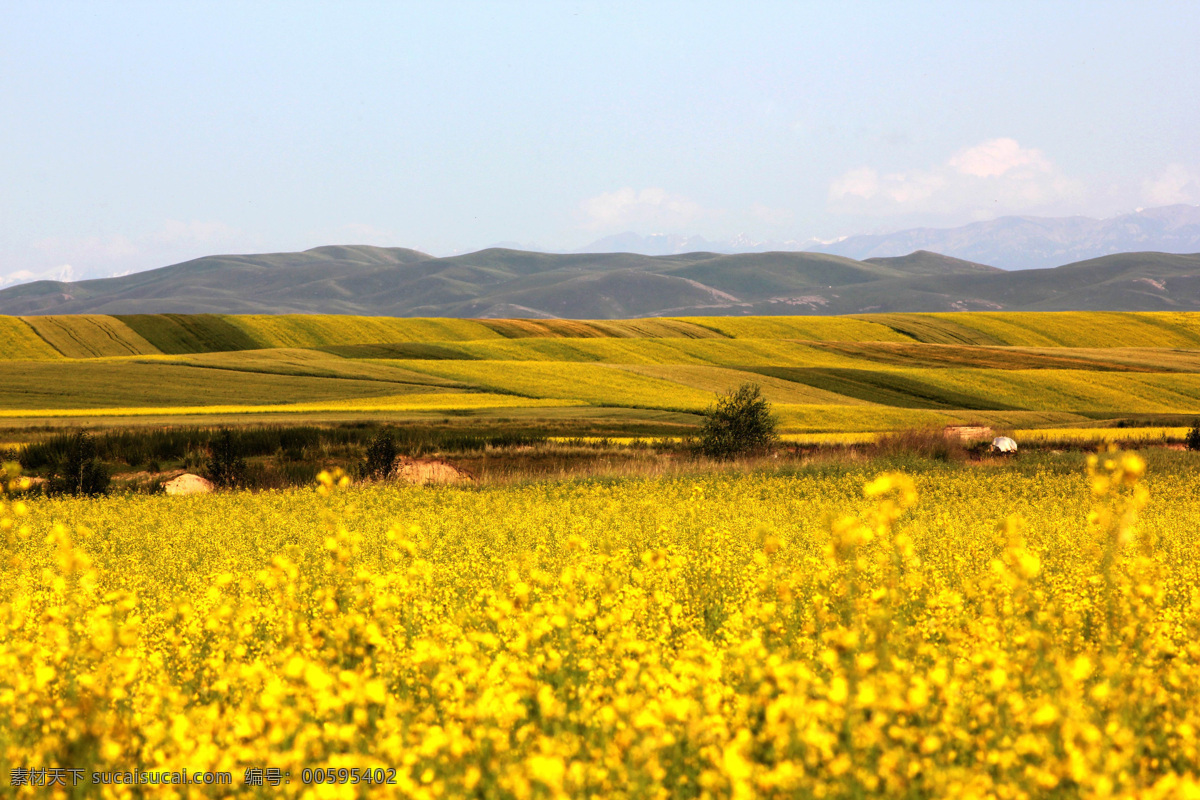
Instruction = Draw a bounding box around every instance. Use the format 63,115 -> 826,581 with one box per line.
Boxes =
164,473 -> 215,496
990,436 -> 1018,453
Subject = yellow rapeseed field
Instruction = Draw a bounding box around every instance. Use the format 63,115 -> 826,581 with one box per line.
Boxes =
4,451 -> 1200,799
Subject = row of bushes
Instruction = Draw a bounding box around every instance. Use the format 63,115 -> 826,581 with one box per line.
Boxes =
17,424 -> 550,473
20,383 -> 1062,494
6,384 -> 783,494
11,424 -> 556,496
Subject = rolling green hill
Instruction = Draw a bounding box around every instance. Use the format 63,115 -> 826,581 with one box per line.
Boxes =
862,250 -> 998,275
3,244 -> 1200,318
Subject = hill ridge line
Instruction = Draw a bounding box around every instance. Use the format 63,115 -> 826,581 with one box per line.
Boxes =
3,247 -> 1200,318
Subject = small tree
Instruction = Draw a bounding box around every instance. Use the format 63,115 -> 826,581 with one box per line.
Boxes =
48,431 -> 110,497
364,429 -> 398,479
699,383 -> 778,459
1187,420 -> 1200,451
207,428 -> 247,488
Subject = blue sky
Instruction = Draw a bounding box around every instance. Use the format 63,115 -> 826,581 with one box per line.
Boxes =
1,1 -> 1197,283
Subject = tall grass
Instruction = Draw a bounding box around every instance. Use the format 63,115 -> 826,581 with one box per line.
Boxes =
869,427 -> 969,463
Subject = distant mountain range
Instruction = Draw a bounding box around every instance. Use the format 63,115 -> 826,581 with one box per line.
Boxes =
4,244 -> 1200,318
578,204 -> 1200,270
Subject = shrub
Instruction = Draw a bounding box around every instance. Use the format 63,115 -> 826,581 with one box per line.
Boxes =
699,383 -> 778,459
206,428 -> 247,488
47,432 -> 110,497
1187,420 -> 1200,452
363,430 -> 398,479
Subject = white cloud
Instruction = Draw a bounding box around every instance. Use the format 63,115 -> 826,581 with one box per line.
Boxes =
828,167 -> 880,201
0,263 -> 75,287
947,138 -> 1053,178
1143,164 -> 1200,206
828,138 -> 1083,218
580,187 -> 707,231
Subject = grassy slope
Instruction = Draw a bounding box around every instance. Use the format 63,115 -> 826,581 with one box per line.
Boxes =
0,245 -> 436,315
13,310 -> 1200,353
7,248 -> 1200,317
226,315 -> 502,347
0,393 -> 580,420
616,365 -> 873,405
116,314 -> 266,354
148,349 -> 470,387
807,342 -> 1200,372
830,252 -> 1200,314
475,318 -> 725,339
9,310 -> 1200,431
21,315 -> 162,357
681,315 -> 909,341
659,252 -> 908,297
863,250 -> 1000,275
926,312 -> 1200,348
750,365 -> 1200,414
746,367 -> 1019,410
0,317 -> 62,360
335,338 -> 864,367
0,360 -> 461,411
840,311 -> 1200,348
391,360 -> 721,412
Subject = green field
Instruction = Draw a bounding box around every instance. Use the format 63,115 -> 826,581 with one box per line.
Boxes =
20,315 -> 159,357
0,317 -> 62,360
7,311 -> 1200,432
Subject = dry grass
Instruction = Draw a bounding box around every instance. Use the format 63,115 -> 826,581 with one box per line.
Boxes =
870,427 -> 969,463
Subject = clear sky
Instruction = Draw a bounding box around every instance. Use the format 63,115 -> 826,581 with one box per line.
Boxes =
1,1 -> 1197,284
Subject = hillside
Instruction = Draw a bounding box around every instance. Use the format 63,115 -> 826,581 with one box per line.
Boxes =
0,246 -> 989,317
3,244 -> 1200,318
7,311 -> 1200,434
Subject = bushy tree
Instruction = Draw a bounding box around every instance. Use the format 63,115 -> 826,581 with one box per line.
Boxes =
48,431 -> 110,497
207,428 -> 247,488
1187,420 -> 1200,451
363,429 -> 398,479
699,383 -> 778,459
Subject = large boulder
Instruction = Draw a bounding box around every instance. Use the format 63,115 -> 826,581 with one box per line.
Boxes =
164,473 -> 215,496
990,436 -> 1018,454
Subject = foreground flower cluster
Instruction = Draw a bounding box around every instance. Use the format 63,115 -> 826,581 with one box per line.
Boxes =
2,455 -> 1200,799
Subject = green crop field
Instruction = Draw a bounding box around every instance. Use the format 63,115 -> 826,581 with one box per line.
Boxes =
392,360 -> 722,411
0,317 -> 62,360
21,315 -> 161,358
116,313 -> 265,354
0,360 -> 457,410
330,337 -> 863,367
681,315 -> 910,341
227,315 -> 502,348
149,348 -> 467,387
474,317 -> 725,339
8,310 -> 1200,433
618,365 -> 874,405
849,311 -> 1200,348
